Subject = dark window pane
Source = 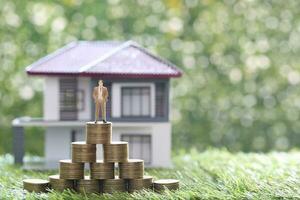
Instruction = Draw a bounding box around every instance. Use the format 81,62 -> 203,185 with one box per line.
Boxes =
155,83 -> 165,117
59,78 -> 78,120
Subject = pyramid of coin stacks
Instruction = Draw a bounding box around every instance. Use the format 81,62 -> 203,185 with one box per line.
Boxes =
23,121 -> 179,194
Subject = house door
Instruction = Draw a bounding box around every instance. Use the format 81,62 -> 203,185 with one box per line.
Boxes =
59,78 -> 78,120
121,134 -> 151,164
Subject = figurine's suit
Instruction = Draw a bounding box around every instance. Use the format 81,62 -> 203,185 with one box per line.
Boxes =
93,86 -> 109,122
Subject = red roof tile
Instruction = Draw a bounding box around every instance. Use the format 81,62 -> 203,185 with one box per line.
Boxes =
26,41 -> 182,78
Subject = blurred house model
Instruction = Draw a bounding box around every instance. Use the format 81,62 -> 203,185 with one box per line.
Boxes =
12,41 -> 182,169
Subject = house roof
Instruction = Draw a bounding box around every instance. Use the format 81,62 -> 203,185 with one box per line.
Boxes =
26,40 -> 182,78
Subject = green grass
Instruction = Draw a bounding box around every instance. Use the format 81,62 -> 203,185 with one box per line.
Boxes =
1,149 -> 300,199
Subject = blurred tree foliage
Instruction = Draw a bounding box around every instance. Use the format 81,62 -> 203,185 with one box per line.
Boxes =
1,0 -> 300,155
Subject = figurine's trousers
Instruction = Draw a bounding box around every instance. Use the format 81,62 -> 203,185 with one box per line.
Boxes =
95,100 -> 106,121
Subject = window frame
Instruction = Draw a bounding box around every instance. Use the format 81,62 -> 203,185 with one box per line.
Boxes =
121,134 -> 152,165
121,86 -> 151,118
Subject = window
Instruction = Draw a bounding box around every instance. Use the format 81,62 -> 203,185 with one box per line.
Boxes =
60,88 -> 77,111
121,135 -> 151,164
59,78 -> 84,120
60,79 -> 85,111
155,83 -> 166,117
60,89 -> 84,111
121,87 -> 151,117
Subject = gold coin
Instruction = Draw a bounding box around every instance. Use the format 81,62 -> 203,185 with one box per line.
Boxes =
153,179 -> 179,192
59,159 -> 84,179
119,159 -> 144,179
103,141 -> 128,162
90,160 -> 115,179
86,122 -> 112,144
128,175 -> 153,193
23,179 -> 49,193
72,141 -> 96,163
49,175 -> 74,192
102,176 -> 127,193
75,176 -> 100,194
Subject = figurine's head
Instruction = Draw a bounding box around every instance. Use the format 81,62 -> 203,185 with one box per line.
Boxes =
98,80 -> 103,86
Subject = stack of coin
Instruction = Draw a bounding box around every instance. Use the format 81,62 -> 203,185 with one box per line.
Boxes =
48,175 -> 74,192
128,176 -> 153,193
103,177 -> 127,193
86,122 -> 112,144
90,160 -> 114,179
76,176 -> 100,194
153,179 -> 179,192
103,141 -> 128,162
119,159 -> 144,179
23,179 -> 49,193
20,117 -> 182,195
59,159 -> 84,179
72,141 -> 96,163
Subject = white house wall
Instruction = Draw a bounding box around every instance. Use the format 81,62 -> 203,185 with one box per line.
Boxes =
45,127 -> 72,163
111,82 -> 155,118
44,77 -> 59,121
44,122 -> 172,168
77,77 -> 91,121
151,123 -> 171,167
112,122 -> 172,167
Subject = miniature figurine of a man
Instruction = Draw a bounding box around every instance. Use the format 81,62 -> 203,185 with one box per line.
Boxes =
93,80 -> 109,123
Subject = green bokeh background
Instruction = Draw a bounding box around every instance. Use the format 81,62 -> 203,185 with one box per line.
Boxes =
1,0 -> 300,156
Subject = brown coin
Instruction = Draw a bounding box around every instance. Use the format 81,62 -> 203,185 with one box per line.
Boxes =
103,141 -> 128,162
90,160 -> 115,179
23,179 -> 49,193
128,176 -> 153,193
48,175 -> 74,192
153,179 -> 179,192
72,141 -> 96,163
59,159 -> 84,179
102,176 -> 127,193
75,176 -> 100,194
119,159 -> 144,179
86,122 -> 112,144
